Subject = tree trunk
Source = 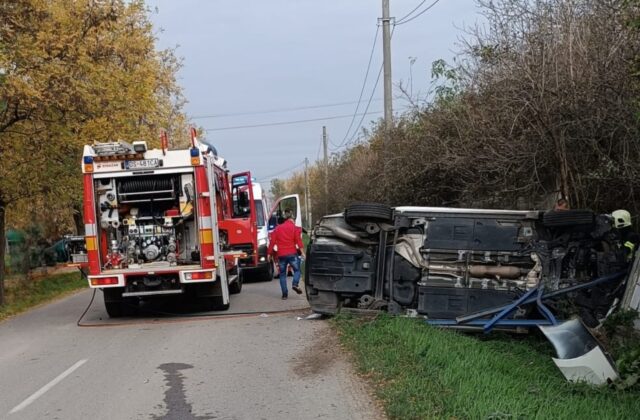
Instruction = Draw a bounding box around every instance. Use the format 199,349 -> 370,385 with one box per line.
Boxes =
0,200 -> 6,306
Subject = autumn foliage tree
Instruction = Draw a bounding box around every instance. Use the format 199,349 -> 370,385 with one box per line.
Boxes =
0,0 -> 189,304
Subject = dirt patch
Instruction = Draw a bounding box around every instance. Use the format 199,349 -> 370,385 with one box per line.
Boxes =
289,320 -> 387,418
292,324 -> 341,377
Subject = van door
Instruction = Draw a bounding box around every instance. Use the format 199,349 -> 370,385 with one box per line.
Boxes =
267,194 -> 302,232
268,194 -> 302,278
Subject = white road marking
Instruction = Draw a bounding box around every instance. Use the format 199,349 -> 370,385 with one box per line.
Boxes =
9,359 -> 88,414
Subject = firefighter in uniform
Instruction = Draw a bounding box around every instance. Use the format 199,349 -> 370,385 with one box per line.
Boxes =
611,209 -> 640,262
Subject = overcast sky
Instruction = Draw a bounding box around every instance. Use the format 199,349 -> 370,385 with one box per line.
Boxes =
147,0 -> 483,184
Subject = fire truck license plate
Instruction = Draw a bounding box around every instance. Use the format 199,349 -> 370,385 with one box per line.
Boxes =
125,159 -> 159,169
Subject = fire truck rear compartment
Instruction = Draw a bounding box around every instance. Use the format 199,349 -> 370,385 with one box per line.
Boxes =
96,172 -> 201,271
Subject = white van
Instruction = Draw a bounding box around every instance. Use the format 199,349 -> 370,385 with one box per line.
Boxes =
252,182 -> 272,280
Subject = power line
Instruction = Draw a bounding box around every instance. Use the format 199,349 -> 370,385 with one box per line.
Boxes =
203,111 -> 383,132
342,64 -> 384,148
335,24 -> 381,149
396,0 -> 428,23
257,160 -> 305,181
395,0 -> 441,25
191,98 -> 382,120
329,2 -> 439,152
337,26 -> 397,151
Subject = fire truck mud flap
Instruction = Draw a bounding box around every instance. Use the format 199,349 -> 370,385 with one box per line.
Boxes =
539,318 -> 619,385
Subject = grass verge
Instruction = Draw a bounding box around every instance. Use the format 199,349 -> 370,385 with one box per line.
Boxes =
0,271 -> 87,322
334,315 -> 640,420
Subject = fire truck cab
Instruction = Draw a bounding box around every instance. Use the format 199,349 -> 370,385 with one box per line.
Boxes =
220,180 -> 274,281
81,135 -> 253,317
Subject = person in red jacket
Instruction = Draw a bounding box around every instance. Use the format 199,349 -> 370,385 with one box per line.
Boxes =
268,208 -> 305,299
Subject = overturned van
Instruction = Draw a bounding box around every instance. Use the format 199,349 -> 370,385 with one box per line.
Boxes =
305,203 -> 630,329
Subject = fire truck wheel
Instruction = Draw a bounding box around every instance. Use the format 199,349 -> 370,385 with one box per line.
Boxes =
259,262 -> 274,282
103,288 -> 125,318
210,296 -> 230,311
103,289 -> 136,318
104,300 -> 124,318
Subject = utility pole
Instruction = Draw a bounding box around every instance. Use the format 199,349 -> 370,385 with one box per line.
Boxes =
323,126 -> 328,214
382,0 -> 393,131
304,157 -> 312,230
381,0 -> 393,202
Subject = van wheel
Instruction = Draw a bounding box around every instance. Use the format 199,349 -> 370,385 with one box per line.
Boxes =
345,202 -> 393,224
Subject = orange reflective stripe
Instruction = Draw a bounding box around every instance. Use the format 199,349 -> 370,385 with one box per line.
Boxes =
200,229 -> 213,245
86,236 -> 98,251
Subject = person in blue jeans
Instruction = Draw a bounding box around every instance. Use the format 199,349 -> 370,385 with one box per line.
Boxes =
267,209 -> 305,299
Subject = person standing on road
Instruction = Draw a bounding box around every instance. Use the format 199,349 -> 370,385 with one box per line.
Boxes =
268,208 -> 305,299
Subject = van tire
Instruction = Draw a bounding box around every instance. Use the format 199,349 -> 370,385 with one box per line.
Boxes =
345,202 -> 393,224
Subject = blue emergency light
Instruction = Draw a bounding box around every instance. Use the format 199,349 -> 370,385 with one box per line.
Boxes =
84,156 -> 94,164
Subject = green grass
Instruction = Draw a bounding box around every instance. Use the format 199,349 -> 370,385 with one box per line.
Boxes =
0,271 -> 87,321
334,315 -> 640,420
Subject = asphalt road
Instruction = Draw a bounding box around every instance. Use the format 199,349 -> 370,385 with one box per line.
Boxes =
0,278 -> 383,420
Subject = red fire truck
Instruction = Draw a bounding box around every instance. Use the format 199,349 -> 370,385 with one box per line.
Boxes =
81,131 -> 255,317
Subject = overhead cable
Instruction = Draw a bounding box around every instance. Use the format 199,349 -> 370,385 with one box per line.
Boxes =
191,98 -> 382,120
204,111 -> 383,132
395,0 -> 441,25
342,64 -> 384,148
396,0 -> 428,23
257,160 -> 306,181
334,24 -> 381,149
338,26 -> 397,151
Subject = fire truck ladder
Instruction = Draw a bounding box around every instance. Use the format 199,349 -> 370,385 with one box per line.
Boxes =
92,141 -> 135,156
